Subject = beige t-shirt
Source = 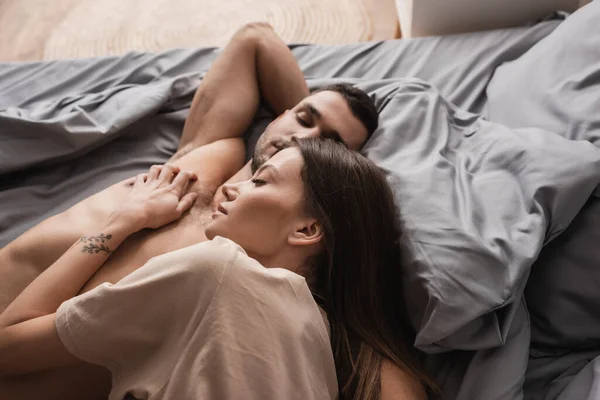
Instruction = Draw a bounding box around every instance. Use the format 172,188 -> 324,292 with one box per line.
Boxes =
55,236 -> 338,400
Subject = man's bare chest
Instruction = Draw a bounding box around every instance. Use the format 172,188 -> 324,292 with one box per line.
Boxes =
78,183 -> 217,294
75,139 -> 247,294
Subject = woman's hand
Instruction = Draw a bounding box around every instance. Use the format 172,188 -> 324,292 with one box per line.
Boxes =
116,164 -> 199,232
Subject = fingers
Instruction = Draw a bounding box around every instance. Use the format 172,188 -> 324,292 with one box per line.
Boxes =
169,170 -> 198,196
124,173 -> 148,187
146,164 -> 182,186
135,173 -> 147,185
176,192 -> 199,214
158,164 -> 181,184
147,165 -> 162,181
142,165 -> 197,190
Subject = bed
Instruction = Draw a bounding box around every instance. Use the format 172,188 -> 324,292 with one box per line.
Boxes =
1,2 -> 599,399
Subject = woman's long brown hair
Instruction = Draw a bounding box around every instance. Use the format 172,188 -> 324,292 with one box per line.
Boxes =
294,138 -> 438,399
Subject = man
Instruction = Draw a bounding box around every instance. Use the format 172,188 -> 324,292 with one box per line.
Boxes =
0,22 -> 382,398
0,22 -> 378,308
2,22 -> 429,399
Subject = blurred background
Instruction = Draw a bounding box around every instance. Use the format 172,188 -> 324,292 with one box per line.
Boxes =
0,0 -> 587,62
0,0 -> 399,62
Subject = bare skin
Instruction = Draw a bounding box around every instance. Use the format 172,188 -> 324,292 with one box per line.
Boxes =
0,22 -> 308,400
0,23 -> 425,400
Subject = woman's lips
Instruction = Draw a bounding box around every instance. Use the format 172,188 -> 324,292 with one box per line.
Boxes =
211,203 -> 228,219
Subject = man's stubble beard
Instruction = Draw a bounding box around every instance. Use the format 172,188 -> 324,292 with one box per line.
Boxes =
251,145 -> 269,174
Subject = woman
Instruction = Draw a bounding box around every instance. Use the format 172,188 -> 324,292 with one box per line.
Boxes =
0,138 -> 435,399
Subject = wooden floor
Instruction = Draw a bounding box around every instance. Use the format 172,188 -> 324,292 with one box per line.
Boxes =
0,0 -> 399,62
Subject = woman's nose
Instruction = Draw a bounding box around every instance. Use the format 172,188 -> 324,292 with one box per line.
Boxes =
221,183 -> 238,201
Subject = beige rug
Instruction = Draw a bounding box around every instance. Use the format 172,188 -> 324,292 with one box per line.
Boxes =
0,0 -> 375,62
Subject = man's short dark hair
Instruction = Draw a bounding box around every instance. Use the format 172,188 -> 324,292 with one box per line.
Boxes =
313,83 -> 379,139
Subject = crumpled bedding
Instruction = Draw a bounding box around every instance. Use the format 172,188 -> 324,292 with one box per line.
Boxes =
486,2 -> 600,399
1,13 -> 598,400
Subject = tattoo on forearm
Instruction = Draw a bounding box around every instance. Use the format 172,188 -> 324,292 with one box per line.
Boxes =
79,234 -> 113,254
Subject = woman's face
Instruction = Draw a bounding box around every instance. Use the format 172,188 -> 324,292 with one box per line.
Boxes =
205,147 -> 314,259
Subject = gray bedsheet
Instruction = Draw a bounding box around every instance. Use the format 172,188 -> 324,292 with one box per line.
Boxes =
0,19 -> 560,244
486,2 -> 600,398
2,17 -> 595,400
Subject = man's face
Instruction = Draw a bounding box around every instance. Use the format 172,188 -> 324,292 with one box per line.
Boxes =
252,90 -> 369,171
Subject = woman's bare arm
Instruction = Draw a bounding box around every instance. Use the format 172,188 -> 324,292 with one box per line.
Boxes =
0,216 -> 134,376
0,166 -> 198,376
0,216 -> 133,329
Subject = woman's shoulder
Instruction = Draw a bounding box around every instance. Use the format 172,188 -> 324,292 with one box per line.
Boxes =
123,236 -> 245,287
190,235 -> 246,259
220,244 -> 310,295
169,237 -> 313,306
205,238 -> 318,311
152,236 -> 245,268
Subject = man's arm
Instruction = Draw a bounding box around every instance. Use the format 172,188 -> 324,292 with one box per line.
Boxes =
177,22 -> 309,156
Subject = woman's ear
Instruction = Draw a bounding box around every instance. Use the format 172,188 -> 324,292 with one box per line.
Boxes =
288,219 -> 323,246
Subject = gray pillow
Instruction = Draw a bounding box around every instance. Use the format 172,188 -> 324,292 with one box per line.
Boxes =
360,78 -> 600,352
486,0 -> 600,146
526,196 -> 600,349
212,75 -> 600,354
486,0 -> 600,350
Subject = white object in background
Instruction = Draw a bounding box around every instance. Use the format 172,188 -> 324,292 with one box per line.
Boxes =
396,0 -> 589,38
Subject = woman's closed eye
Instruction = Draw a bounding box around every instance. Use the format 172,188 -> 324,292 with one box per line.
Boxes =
251,178 -> 267,186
